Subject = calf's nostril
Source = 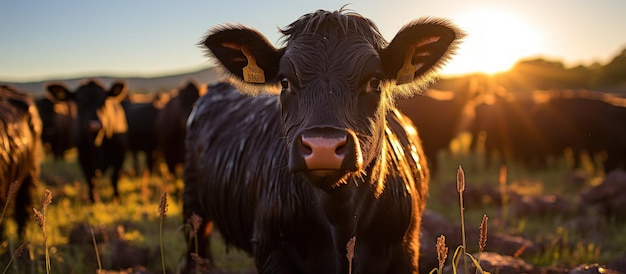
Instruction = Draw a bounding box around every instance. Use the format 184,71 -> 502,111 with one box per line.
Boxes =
334,139 -> 347,155
299,136 -> 313,155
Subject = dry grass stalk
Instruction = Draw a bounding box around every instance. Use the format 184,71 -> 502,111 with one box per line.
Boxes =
188,212 -> 203,274
187,213 -> 202,273
158,192 -> 168,274
33,188 -> 53,274
346,236 -> 356,274
90,223 -> 103,271
436,235 -> 448,270
456,165 -> 468,273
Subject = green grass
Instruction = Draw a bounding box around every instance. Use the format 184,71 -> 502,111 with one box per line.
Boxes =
1,152 -> 254,273
1,140 -> 625,273
428,143 -> 626,270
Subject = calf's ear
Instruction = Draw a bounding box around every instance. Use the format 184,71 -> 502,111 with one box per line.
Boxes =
46,83 -> 73,101
202,25 -> 284,95
380,18 -> 463,97
108,81 -> 127,101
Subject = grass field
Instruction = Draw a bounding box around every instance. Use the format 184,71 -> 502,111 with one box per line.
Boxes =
1,137 -> 625,273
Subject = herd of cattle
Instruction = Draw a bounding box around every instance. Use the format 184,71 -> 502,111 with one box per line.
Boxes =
2,8 -> 626,274
399,85 -> 626,174
3,72 -> 626,273
0,79 -> 204,239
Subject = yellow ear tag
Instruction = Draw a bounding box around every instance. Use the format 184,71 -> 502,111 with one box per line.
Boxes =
241,47 -> 265,84
57,90 -> 66,100
396,46 -> 416,85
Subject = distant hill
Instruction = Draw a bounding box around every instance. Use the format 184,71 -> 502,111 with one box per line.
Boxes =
1,66 -> 224,97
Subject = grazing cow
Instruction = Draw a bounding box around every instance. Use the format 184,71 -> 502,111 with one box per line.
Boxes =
122,96 -> 160,176
469,89 -> 626,173
534,92 -> 626,172
469,93 -> 548,170
155,81 -> 202,177
47,80 -> 128,202
35,94 -> 76,160
396,85 -> 473,174
183,9 -> 461,273
0,85 -> 41,239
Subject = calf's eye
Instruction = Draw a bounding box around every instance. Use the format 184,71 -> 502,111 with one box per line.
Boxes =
367,77 -> 381,93
280,78 -> 290,90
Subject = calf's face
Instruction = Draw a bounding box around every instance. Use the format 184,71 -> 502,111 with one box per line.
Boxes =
277,32 -> 384,185
47,81 -> 127,143
203,10 -> 462,188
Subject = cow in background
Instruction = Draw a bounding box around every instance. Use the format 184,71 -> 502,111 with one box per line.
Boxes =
469,89 -> 626,173
534,91 -> 626,173
47,80 -> 128,203
182,8 -> 461,273
0,85 -> 41,239
35,93 -> 76,160
155,81 -> 202,177
396,83 -> 474,174
122,94 -> 161,177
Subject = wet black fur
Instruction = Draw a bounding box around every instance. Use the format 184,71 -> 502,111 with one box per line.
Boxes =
184,83 -> 429,273
184,8 -> 461,273
0,85 -> 41,239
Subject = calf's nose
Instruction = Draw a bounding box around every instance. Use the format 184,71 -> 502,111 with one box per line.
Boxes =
300,134 -> 347,170
290,127 -> 362,172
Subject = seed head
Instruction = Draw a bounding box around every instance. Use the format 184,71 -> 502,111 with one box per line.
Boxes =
346,236 -> 356,274
191,252 -> 212,270
43,189 -> 52,211
14,241 -> 29,258
479,214 -> 488,252
7,181 -> 20,203
158,192 -> 168,221
436,235 -> 448,269
33,208 -> 45,228
188,213 -> 202,238
456,165 -> 465,193
514,242 -> 529,258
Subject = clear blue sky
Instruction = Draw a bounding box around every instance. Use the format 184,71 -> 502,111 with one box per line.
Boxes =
2,0 -> 625,82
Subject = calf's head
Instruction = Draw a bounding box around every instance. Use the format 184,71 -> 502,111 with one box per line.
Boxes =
203,9 -> 462,188
47,80 -> 127,145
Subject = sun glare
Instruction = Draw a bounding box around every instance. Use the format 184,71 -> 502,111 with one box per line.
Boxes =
442,7 -> 543,76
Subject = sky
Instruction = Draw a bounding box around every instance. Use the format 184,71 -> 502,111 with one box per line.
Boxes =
2,0 -> 626,83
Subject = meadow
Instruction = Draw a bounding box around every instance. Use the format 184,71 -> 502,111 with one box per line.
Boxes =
1,134 -> 625,273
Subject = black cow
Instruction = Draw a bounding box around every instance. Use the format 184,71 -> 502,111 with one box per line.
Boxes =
122,96 -> 160,176
0,85 -> 41,239
469,90 -> 626,173
155,81 -> 201,177
396,86 -> 473,174
47,80 -> 128,202
182,9 -> 461,273
35,94 -> 76,160
468,93 -> 548,170
534,93 -> 626,172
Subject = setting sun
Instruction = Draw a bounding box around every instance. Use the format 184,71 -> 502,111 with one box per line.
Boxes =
443,7 -> 544,76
